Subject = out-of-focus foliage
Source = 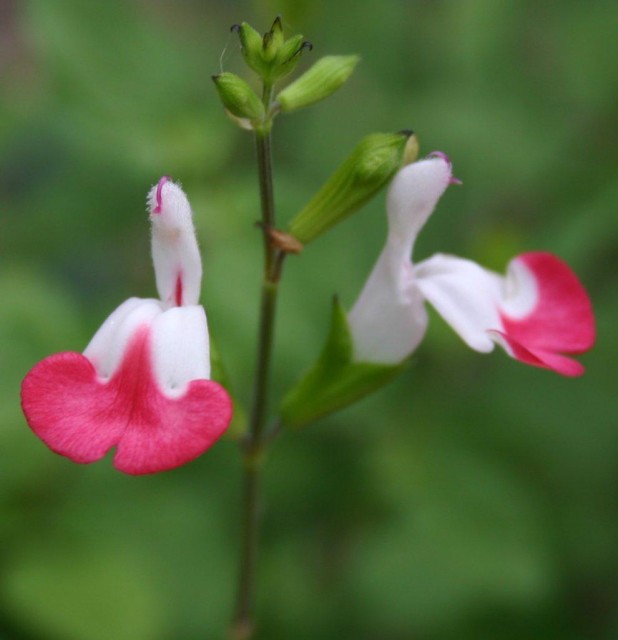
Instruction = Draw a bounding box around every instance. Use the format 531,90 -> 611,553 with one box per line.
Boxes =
1,1 -> 617,639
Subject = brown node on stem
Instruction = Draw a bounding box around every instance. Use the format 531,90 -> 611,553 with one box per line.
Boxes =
268,228 -> 304,254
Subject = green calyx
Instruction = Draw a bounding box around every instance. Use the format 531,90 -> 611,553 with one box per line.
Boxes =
277,55 -> 360,112
288,130 -> 416,245
280,299 -> 407,429
212,72 -> 265,124
232,17 -> 312,84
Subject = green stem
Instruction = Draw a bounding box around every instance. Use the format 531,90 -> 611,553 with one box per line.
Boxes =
256,84 -> 275,275
230,84 -> 282,640
229,459 -> 261,640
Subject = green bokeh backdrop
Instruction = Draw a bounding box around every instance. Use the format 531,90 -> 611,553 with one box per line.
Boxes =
1,1 -> 617,639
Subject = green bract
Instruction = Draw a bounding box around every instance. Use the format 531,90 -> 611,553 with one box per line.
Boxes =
288,131 -> 415,244
233,18 -> 311,84
212,72 -> 265,123
280,299 -> 407,429
277,55 -> 360,112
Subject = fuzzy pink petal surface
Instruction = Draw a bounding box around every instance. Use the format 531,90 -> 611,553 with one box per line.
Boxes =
498,252 -> 595,376
21,327 -> 232,475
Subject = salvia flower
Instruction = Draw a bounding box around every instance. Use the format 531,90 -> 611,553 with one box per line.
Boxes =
21,178 -> 233,474
348,153 -> 595,376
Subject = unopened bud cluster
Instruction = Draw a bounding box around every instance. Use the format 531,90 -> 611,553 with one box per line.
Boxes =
233,17 -> 310,84
212,17 -> 360,129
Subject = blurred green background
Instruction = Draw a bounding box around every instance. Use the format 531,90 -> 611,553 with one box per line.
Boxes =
1,1 -> 617,638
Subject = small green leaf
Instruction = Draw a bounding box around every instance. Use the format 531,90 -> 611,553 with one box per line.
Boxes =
280,299 -> 407,428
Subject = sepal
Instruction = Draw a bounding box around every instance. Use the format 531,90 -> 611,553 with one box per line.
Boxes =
287,131 -> 416,244
280,299 -> 406,428
276,55 -> 360,112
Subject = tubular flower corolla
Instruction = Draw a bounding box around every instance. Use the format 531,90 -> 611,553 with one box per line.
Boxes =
21,178 -> 233,474
348,153 -> 595,376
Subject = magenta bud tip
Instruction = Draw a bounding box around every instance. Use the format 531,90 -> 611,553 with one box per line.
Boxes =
153,176 -> 171,214
428,150 -> 451,165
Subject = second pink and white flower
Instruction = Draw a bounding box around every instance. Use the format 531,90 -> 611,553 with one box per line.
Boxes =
348,153 -> 595,376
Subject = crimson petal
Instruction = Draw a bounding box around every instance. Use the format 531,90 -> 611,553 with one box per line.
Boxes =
499,252 -> 595,374
21,327 -> 232,475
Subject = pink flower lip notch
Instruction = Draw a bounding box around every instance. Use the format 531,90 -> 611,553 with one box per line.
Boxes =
348,153 -> 595,375
21,178 -> 233,474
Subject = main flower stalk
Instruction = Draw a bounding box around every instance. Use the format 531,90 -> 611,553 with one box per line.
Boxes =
230,84 -> 282,640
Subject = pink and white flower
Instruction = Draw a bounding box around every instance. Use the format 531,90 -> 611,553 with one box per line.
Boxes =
348,153 -> 595,376
21,178 -> 233,474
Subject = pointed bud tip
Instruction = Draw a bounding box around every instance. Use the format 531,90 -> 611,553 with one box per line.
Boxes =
230,23 -> 241,33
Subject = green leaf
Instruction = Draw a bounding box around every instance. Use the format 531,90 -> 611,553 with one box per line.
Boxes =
280,299 -> 406,428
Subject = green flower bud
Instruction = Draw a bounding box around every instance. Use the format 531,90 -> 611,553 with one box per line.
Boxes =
277,55 -> 360,112
288,130 -> 414,244
212,72 -> 265,123
280,299 -> 406,428
271,35 -> 312,81
233,22 -> 269,77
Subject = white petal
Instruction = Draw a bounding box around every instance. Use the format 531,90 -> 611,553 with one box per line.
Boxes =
83,297 -> 163,379
348,245 -> 428,364
414,253 -> 504,352
148,178 -> 203,307
500,257 -> 538,318
385,155 -> 453,260
151,304 -> 211,395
